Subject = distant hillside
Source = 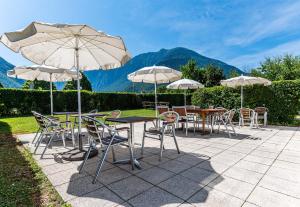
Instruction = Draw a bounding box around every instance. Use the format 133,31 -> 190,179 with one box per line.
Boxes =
85,47 -> 243,92
0,57 -> 23,88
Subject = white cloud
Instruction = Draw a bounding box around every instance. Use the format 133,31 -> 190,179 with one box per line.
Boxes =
226,1 -> 300,46
228,39 -> 300,69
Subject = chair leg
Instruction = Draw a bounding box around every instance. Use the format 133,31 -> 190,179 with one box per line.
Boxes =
32,128 -> 41,144
34,132 -> 44,154
172,127 -> 180,154
141,128 -> 146,156
231,123 -> 237,136
222,121 -> 231,138
111,146 -> 116,162
159,134 -> 164,161
92,145 -> 111,184
62,132 -> 66,147
41,132 -> 56,158
79,143 -> 93,174
71,129 -> 75,147
128,144 -> 135,170
185,121 -> 188,136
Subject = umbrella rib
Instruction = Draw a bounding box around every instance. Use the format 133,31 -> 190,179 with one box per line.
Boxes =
78,38 -> 104,68
84,39 -> 124,63
81,36 -> 126,51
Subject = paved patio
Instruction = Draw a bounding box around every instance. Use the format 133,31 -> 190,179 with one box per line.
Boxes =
18,124 -> 300,207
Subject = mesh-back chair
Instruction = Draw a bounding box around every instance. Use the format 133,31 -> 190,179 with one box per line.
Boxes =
141,111 -> 180,160
79,116 -> 134,184
255,107 -> 268,127
172,106 -> 197,136
239,108 -> 256,128
73,109 -> 98,134
32,111 -> 46,144
215,109 -> 236,138
33,112 -> 75,158
210,107 -> 228,133
104,110 -> 129,132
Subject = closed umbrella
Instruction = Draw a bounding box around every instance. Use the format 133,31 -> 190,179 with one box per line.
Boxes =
167,78 -> 204,106
7,65 -> 81,115
1,22 -> 131,160
128,66 -> 182,116
221,75 -> 271,108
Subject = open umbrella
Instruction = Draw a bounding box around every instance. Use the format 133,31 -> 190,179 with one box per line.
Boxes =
1,22 -> 131,160
7,65 -> 81,115
167,78 -> 204,106
221,75 -> 271,108
128,66 -> 182,116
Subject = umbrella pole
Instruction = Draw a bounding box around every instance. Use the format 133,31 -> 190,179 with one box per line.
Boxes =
50,74 -> 53,115
241,85 -> 243,108
154,81 -> 158,117
184,90 -> 187,106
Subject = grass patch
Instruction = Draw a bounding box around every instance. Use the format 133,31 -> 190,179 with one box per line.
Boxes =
0,109 -> 155,135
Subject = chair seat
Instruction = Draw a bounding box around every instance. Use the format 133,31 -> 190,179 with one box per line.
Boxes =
101,135 -> 128,145
146,127 -> 163,135
115,126 -> 130,131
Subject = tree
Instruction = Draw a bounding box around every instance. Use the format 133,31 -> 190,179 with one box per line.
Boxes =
22,80 -> 56,90
63,72 -> 92,91
0,82 -> 3,88
229,69 -> 240,78
250,54 -> 300,81
202,64 -> 225,87
180,59 -> 205,84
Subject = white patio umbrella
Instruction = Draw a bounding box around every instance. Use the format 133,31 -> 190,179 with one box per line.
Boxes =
127,66 -> 182,116
1,22 -> 131,159
7,65 -> 81,115
221,75 -> 271,108
167,78 -> 204,106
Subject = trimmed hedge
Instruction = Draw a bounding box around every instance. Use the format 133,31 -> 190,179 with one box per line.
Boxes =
0,89 -> 186,116
192,79 -> 300,124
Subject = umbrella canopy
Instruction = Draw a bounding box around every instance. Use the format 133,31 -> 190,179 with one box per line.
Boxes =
167,79 -> 204,105
221,75 -> 271,108
7,65 -> 81,115
128,66 -> 182,116
1,22 -> 131,155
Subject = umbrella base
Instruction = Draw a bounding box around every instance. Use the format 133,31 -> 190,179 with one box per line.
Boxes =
61,148 -> 98,161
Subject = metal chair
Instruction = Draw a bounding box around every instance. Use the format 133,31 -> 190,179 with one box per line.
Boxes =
104,110 -> 129,132
141,111 -> 180,160
255,107 -> 268,127
79,116 -> 134,184
33,112 -> 75,158
172,106 -> 197,136
239,108 -> 256,128
215,109 -> 237,138
157,105 -> 169,115
73,109 -> 98,135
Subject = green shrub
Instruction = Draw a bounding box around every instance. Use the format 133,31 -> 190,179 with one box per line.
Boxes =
0,89 -> 186,116
192,79 -> 300,124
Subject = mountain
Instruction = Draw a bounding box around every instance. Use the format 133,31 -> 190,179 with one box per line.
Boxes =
85,47 -> 243,92
0,57 -> 23,88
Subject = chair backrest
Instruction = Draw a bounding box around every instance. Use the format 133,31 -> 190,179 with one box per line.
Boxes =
110,110 -> 121,118
159,111 -> 180,125
32,111 -> 47,129
240,108 -> 253,119
83,116 -> 116,140
185,105 -> 196,110
215,107 -> 227,110
89,109 -> 98,113
157,106 -> 169,114
224,109 -> 236,123
255,107 -> 268,115
172,106 -> 187,117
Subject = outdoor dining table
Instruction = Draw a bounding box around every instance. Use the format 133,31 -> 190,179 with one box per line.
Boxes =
105,116 -> 157,169
186,108 -> 226,134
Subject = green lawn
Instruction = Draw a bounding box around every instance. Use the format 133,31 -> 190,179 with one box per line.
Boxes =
0,109 -> 155,135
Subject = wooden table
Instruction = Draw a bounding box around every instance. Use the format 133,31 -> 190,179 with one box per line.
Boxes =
106,116 -> 157,169
186,108 -> 226,134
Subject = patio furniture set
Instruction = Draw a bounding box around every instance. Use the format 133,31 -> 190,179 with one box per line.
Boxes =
31,105 -> 268,185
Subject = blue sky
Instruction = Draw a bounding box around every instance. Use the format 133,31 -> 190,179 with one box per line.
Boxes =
1,0 -> 300,71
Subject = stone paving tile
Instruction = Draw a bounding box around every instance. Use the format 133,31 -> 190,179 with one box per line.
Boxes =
234,160 -> 269,174
208,176 -> 255,200
48,167 -> 87,186
108,176 -> 153,200
117,161 -> 154,174
136,166 -> 174,185
142,154 -> 170,166
242,155 -> 274,166
176,154 -> 209,166
158,159 -> 193,173
82,161 -> 116,176
188,186 -> 244,207
258,175 -> 300,199
69,186 -> 124,207
277,154 -> 300,164
242,202 -> 259,207
158,175 -> 204,200
42,162 -> 75,176
249,149 -> 278,159
96,167 -> 132,185
196,160 -> 231,174
247,186 -> 300,207
267,166 -> 300,183
223,167 -> 264,185
56,176 -> 103,201
128,187 -> 184,207
180,166 -> 219,185
272,160 -> 300,172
